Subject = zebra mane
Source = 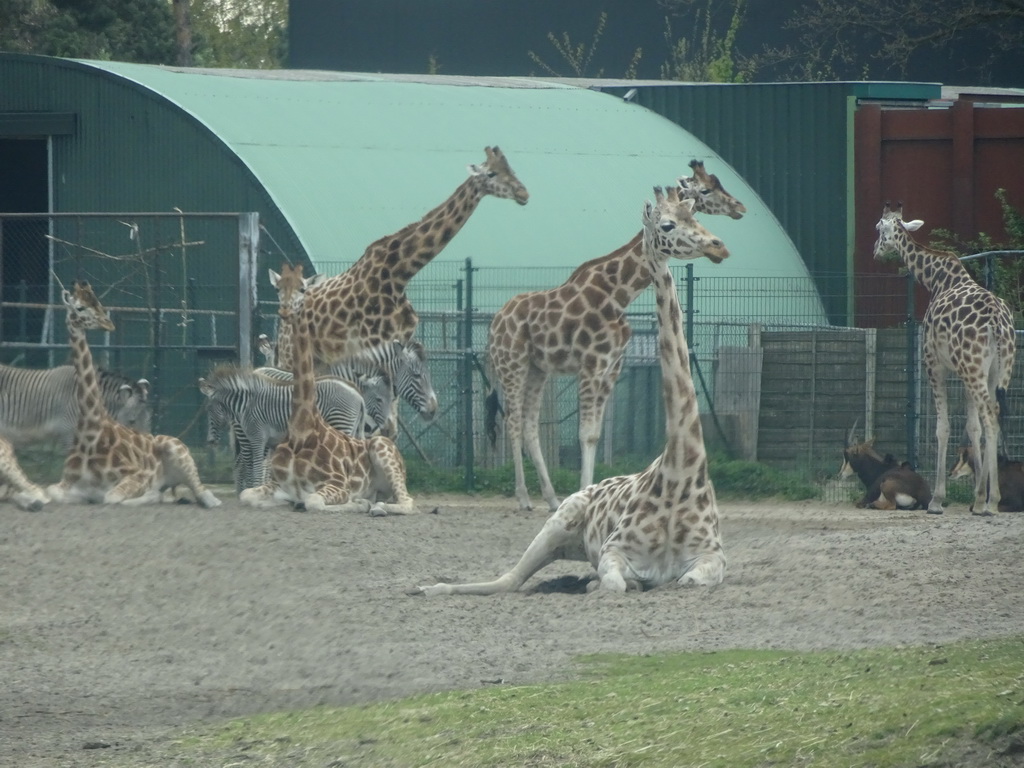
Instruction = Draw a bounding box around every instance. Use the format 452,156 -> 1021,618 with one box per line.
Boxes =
205,364 -> 291,392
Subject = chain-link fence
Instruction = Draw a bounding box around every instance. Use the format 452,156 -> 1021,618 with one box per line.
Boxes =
4,212 -> 1022,498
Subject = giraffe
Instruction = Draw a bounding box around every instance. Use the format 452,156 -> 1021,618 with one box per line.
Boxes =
416,186 -> 728,595
273,146 -> 528,371
488,160 -> 745,511
0,436 -> 50,510
873,202 -> 1015,515
45,282 -> 220,507
239,264 -> 417,514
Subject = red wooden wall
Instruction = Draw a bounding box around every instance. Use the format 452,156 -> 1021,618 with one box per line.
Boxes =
854,99 -> 1024,327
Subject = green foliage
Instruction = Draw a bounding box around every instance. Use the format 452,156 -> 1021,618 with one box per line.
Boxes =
190,0 -> 287,69
929,188 -> 1024,323
129,636 -> 1024,768
660,0 -> 747,83
0,0 -> 176,62
527,11 -> 642,79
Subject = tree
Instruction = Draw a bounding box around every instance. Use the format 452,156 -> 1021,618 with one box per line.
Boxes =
0,0 -> 176,63
743,0 -> 1024,84
0,0 -> 287,69
659,0 -> 747,83
189,0 -> 287,69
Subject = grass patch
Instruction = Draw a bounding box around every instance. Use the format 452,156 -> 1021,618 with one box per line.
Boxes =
406,455 -> 820,501
116,637 -> 1024,768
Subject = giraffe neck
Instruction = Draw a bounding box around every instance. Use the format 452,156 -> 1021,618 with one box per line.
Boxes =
646,249 -> 705,475
286,311 -> 320,435
346,175 -> 486,293
66,317 -> 108,433
896,229 -> 973,295
566,232 -> 651,308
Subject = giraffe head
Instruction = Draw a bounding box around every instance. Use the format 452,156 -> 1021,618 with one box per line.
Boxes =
271,263 -> 311,321
62,281 -> 114,332
678,159 -> 747,219
467,146 -> 529,206
873,202 -> 924,261
643,186 -> 730,264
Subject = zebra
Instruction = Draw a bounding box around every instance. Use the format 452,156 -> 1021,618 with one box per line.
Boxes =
199,366 -> 368,493
0,363 -> 151,451
256,335 -> 437,438
324,339 -> 438,437
254,365 -> 395,438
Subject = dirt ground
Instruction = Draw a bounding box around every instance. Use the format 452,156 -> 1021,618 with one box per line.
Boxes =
2,488 -> 1023,767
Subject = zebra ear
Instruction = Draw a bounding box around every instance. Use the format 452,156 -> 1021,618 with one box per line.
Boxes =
198,377 -> 214,397
135,378 -> 150,400
117,383 -> 133,405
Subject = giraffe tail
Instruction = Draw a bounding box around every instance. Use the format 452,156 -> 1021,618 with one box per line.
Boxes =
484,388 -> 502,447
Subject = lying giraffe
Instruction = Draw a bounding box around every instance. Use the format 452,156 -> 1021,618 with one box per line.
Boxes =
239,264 -> 417,515
46,282 -> 220,507
488,159 -> 745,511
416,187 -> 728,595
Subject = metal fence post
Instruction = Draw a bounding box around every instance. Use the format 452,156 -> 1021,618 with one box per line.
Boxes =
684,263 -> 695,350
906,271 -> 919,469
238,213 -> 259,366
463,257 -> 475,491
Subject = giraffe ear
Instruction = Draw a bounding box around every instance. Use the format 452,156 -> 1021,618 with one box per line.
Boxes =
268,268 -> 280,288
904,219 -> 925,231
61,288 -> 73,305
681,197 -> 697,212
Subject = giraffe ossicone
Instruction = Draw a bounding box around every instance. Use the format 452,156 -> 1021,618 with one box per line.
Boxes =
415,185 -> 728,595
487,160 -> 744,511
873,202 -> 1015,516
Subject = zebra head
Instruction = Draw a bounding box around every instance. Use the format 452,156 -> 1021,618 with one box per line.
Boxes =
394,340 -> 438,421
112,378 -> 152,433
198,376 -> 230,445
358,373 -> 396,438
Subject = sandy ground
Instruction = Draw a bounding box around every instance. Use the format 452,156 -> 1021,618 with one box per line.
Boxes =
2,489 -> 1023,766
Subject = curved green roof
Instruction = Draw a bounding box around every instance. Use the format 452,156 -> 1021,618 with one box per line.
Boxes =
54,60 -> 824,320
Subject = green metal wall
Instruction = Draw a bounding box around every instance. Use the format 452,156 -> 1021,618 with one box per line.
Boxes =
599,81 -> 940,325
0,54 -> 310,295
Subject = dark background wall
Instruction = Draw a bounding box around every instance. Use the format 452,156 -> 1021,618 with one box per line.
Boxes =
289,0 -> 1024,87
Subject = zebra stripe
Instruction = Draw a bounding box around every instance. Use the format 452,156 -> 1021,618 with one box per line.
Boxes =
199,366 -> 367,493
0,363 -> 151,450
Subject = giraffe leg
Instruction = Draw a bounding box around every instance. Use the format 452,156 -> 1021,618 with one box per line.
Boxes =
928,368 -> 949,514
105,472 -> 159,505
976,398 -> 1001,516
239,483 -> 289,508
578,355 -> 622,490
415,490 -> 590,595
304,486 -> 372,514
364,437 -> 419,515
501,371 -> 534,511
154,435 -> 221,508
521,366 -> 559,511
0,442 -> 49,511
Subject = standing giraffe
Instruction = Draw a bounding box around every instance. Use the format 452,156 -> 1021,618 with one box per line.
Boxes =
239,264 -> 417,514
874,202 -> 1015,515
488,160 -> 745,511
416,187 -> 728,595
46,282 -> 220,507
273,146 -> 528,371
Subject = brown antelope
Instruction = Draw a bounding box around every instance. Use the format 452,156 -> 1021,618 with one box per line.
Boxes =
949,445 -> 1024,513
840,425 -> 932,510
